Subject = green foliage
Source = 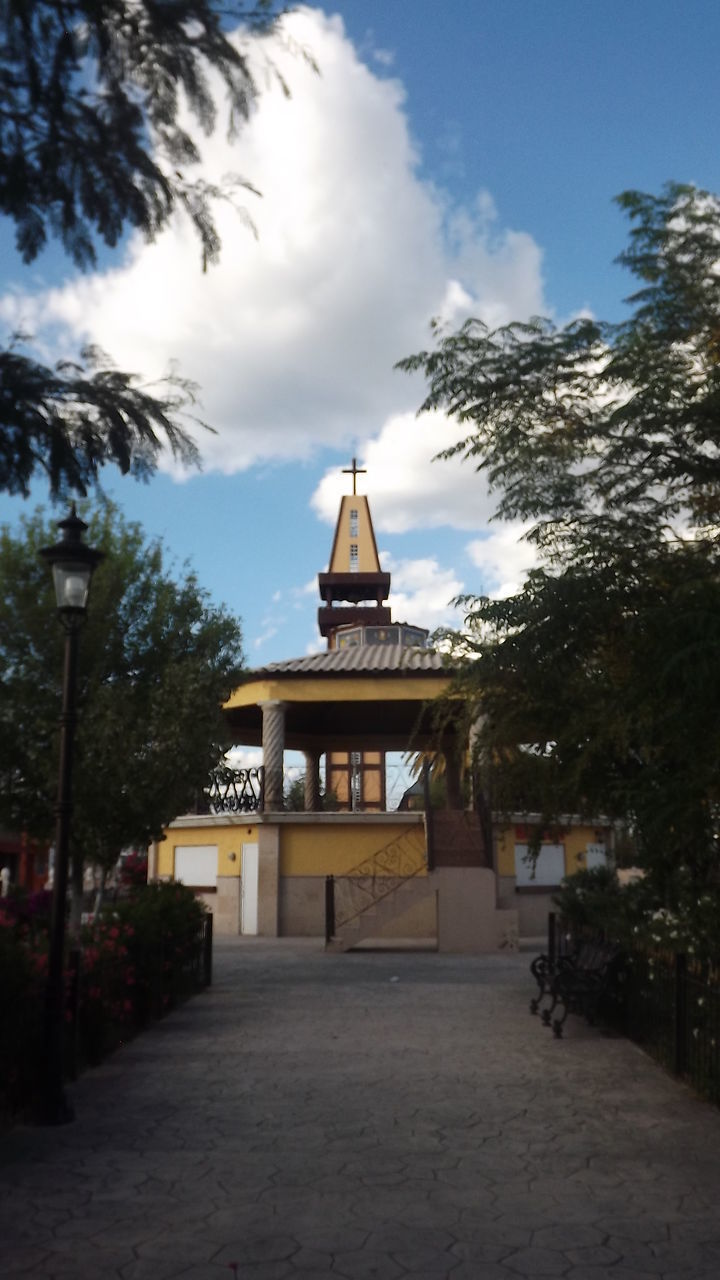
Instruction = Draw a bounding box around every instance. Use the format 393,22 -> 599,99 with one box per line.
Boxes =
0,1 -> 284,498
0,879 -> 209,1118
284,774 -> 340,811
0,340 -> 202,497
553,866 -> 720,959
403,183 -> 720,896
0,502 -> 244,873
552,866 -> 623,932
400,182 -> 720,556
0,1 -> 281,271
110,880 -> 206,952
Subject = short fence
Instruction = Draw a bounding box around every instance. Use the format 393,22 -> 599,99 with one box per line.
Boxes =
65,913 -> 213,1078
1,914 -> 213,1124
548,913 -> 720,1107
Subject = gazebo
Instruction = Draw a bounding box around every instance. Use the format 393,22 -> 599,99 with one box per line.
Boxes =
153,465 -> 520,950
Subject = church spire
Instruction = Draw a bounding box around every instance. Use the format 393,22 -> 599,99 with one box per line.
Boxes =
317,460 -> 391,646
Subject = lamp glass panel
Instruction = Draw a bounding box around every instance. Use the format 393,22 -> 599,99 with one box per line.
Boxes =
52,562 -> 91,611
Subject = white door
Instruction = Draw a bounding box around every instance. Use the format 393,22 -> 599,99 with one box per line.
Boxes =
241,843 -> 259,935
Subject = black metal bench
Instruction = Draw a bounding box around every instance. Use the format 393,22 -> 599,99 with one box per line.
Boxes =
531,939 -> 624,1038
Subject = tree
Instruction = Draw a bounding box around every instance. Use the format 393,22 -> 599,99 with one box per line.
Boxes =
0,1 -> 284,497
0,502 -> 244,895
400,183 -> 720,558
402,184 -> 720,893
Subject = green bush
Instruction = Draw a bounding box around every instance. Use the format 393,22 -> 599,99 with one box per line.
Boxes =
553,865 -> 720,958
0,880 -> 209,1121
104,880 -> 207,1023
552,865 -> 622,933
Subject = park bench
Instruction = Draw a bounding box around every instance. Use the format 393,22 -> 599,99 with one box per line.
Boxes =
531,939 -> 624,1038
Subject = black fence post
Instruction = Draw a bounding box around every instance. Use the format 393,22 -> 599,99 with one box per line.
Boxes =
203,914 -> 213,987
674,952 -> 688,1077
325,875 -> 335,944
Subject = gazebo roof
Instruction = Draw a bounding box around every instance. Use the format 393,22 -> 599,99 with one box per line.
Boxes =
223,645 -> 455,752
251,644 -> 447,677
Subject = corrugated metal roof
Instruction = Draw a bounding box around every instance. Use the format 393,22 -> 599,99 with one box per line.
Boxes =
249,644 -> 449,678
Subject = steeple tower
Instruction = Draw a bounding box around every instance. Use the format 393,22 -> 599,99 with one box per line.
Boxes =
317,458 -> 391,647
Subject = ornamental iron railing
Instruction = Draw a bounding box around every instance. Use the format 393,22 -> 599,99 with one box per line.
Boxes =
206,765 -> 265,814
326,826 -> 428,939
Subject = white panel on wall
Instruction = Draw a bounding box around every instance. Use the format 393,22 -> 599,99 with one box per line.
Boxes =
586,843 -> 607,870
514,843 -> 565,887
174,844 -> 218,887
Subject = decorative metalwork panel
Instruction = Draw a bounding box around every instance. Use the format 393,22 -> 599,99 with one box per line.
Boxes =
333,828 -> 427,930
206,765 -> 264,814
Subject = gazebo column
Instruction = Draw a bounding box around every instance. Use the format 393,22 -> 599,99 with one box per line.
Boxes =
261,699 -> 286,811
303,750 -> 321,812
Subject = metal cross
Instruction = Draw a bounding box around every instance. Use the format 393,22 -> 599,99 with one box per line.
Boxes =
342,457 -> 367,495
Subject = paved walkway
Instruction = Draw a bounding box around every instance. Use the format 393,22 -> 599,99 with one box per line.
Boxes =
3,939 -> 720,1280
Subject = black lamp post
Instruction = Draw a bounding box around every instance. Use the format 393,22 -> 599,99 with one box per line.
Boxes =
38,506 -> 103,1125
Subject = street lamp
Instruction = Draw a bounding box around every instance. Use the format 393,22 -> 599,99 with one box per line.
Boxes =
38,506 -> 103,1124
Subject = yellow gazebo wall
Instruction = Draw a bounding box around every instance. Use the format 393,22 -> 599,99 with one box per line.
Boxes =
157,813 -> 611,940
495,821 -> 613,936
158,821 -> 255,933
277,817 -> 432,938
157,813 -> 432,938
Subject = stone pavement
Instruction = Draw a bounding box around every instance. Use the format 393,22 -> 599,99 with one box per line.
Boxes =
3,938 -> 720,1280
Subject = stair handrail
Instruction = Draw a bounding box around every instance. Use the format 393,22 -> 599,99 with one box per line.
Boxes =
332,825 -> 428,932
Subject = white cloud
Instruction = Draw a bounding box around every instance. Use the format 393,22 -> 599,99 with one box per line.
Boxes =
0,7 -> 546,484
383,552 -> 464,632
466,523 -> 538,597
311,408 -> 496,533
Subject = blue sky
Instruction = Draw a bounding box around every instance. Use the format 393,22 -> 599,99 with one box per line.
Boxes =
2,1 -> 720,670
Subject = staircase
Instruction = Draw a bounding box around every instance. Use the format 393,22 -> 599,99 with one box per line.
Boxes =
430,809 -> 489,866
325,873 -> 436,952
325,825 -> 433,952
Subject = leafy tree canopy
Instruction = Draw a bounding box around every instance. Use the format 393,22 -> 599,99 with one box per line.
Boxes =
0,0 -> 284,498
400,183 -> 720,560
403,184 -> 720,893
0,502 -> 244,876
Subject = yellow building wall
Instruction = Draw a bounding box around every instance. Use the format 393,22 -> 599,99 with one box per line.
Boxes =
280,821 -> 426,878
157,824 -> 257,879
495,824 -> 609,878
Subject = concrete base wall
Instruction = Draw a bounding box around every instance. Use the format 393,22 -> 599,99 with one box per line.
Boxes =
373,892 -> 436,940
436,867 -> 518,953
279,876 -> 325,936
214,876 -> 241,936
279,877 -> 439,939
498,875 -> 554,937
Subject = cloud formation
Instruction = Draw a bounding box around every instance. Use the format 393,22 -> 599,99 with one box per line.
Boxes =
0,7 -> 544,490
383,551 -> 465,632
466,524 -> 539,598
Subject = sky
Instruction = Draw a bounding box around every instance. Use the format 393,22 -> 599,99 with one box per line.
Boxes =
3,1 -> 720,673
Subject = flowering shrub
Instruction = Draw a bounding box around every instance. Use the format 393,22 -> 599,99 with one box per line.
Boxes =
119,850 -> 149,888
553,865 -> 720,963
0,880 -> 209,1122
